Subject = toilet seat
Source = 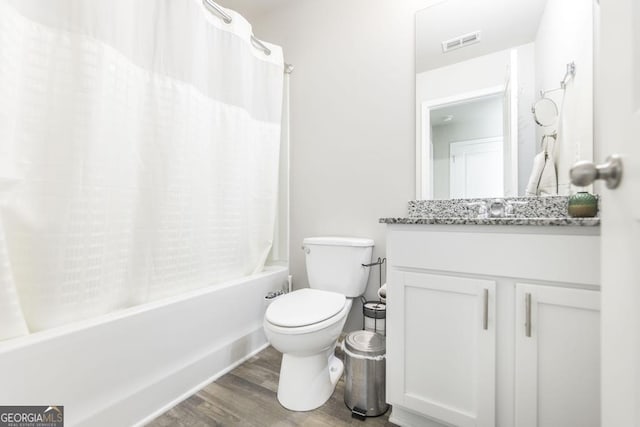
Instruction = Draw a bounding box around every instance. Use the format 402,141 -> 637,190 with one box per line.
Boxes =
265,288 -> 346,328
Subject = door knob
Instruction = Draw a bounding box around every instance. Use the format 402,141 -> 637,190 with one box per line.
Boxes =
570,154 -> 623,189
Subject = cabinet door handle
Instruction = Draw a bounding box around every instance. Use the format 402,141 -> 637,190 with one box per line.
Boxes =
483,288 -> 489,330
525,292 -> 532,337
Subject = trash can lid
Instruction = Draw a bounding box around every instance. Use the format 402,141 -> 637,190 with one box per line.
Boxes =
345,330 -> 386,357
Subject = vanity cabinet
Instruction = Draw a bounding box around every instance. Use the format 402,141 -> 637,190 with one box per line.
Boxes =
392,272 -> 496,427
515,283 -> 600,427
385,224 -> 601,427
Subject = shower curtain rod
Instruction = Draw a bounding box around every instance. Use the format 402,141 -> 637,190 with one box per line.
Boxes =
203,0 -> 290,67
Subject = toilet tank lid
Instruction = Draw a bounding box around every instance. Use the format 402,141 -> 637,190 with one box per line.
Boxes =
303,236 -> 374,247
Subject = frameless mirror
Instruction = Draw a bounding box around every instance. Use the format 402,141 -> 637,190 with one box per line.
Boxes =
416,0 -> 596,199
532,97 -> 559,128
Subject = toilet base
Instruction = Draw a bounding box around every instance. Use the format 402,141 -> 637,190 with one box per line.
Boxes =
277,350 -> 344,411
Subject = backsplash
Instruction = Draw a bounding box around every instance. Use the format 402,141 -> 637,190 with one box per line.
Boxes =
407,196 -> 592,219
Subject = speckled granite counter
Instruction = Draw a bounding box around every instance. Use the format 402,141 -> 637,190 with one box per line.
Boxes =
379,216 -> 600,226
380,196 -> 600,227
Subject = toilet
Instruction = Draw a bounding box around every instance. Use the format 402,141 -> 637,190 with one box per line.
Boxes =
263,236 -> 374,411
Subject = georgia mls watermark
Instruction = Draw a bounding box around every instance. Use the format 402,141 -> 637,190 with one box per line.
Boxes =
0,406 -> 63,427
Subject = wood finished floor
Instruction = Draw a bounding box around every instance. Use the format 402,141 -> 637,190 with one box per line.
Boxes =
148,345 -> 396,427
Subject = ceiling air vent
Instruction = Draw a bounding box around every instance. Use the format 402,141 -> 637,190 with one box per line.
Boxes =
442,31 -> 481,53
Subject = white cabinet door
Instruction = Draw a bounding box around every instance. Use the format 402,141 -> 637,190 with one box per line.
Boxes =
515,283 -> 600,427
388,270 -> 496,427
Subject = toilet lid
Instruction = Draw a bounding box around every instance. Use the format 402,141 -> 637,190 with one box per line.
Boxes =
265,289 -> 346,327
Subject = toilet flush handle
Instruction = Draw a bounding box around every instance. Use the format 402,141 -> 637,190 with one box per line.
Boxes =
301,246 -> 310,254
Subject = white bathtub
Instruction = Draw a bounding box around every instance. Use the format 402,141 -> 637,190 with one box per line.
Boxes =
0,265 -> 288,427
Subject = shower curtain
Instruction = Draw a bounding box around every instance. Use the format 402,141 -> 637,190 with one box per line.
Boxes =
0,0 -> 284,340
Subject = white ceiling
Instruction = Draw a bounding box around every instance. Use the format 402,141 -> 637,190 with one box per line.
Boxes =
215,0 -> 292,22
431,94 -> 502,127
416,0 -> 548,73
214,0 -> 549,73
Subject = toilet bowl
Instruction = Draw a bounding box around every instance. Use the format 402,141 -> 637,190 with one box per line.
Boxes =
263,236 -> 374,411
264,289 -> 353,411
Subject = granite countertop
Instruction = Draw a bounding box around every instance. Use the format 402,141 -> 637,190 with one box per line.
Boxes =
380,196 -> 600,227
379,216 -> 600,226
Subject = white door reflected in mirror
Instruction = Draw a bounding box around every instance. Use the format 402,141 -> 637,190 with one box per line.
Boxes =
450,137 -> 503,199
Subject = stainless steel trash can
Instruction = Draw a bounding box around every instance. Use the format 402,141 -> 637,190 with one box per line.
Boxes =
343,330 -> 389,419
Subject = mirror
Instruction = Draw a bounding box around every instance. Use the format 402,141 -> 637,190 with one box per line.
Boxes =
532,97 -> 559,128
416,0 -> 596,199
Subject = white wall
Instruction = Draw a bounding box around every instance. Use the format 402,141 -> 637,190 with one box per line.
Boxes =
517,43 -> 536,196
250,0 -> 429,330
415,0 -> 546,73
535,0 -> 594,195
416,49 -> 510,105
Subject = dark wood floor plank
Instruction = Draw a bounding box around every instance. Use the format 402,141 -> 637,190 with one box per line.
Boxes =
148,346 -> 396,427
230,360 -> 281,393
151,396 -> 219,427
199,376 -> 296,427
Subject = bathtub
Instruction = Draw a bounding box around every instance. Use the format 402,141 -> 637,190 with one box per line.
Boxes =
0,265 -> 288,427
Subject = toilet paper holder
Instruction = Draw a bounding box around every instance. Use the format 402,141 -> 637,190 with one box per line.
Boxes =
361,257 -> 386,335
361,257 -> 385,269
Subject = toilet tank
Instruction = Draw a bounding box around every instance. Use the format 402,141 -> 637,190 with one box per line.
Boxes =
302,237 -> 374,297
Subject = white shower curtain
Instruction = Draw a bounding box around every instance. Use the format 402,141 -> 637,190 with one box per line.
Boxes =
0,0 -> 284,340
